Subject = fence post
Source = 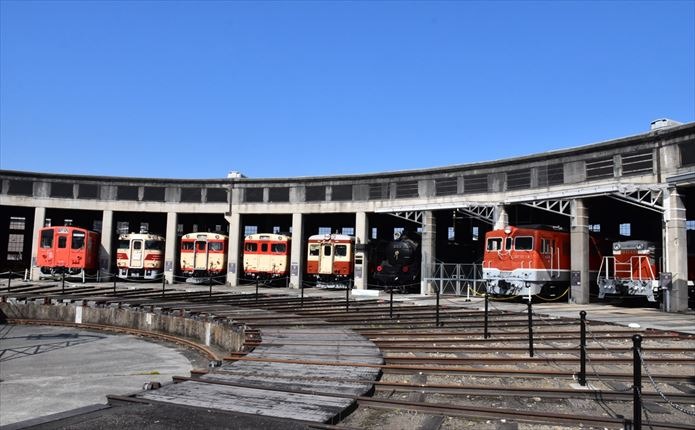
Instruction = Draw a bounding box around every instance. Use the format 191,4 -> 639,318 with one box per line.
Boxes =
113,274 -> 117,293
633,334 -> 643,430
579,310 -> 587,386
209,276 -> 213,298
389,287 -> 394,319
527,298 -> 534,357
435,283 -> 440,327
484,290 -> 489,339
7,271 -> 12,292
256,279 -> 259,302
62,271 -> 66,294
300,281 -> 304,307
161,274 -> 166,298
345,279 -> 350,312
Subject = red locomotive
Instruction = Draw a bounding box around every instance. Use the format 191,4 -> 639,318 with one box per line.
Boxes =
306,234 -> 355,288
37,226 -> 100,277
482,225 -> 605,297
597,240 -> 659,301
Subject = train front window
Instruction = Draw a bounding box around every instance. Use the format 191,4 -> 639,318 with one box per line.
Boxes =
335,245 -> 347,257
486,238 -> 502,251
245,242 -> 257,252
145,240 -> 163,251
58,236 -> 67,249
181,241 -> 194,251
117,240 -> 130,250
515,236 -> 533,250
41,230 -> 53,248
323,245 -> 332,256
71,232 -> 85,249
505,237 -> 512,251
133,241 -> 142,250
209,242 -> 223,251
272,243 -> 286,253
197,242 -> 207,251
261,243 -> 268,252
309,245 -> 319,256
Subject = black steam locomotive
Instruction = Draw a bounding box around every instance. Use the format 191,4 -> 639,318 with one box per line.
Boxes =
372,231 -> 421,293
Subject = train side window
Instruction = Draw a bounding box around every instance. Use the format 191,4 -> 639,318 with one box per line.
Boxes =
271,243 -> 286,253
71,233 -> 83,248
505,237 -> 512,251
541,239 -> 551,254
309,245 -> 319,256
486,238 -> 502,251
209,242 -> 223,251
58,236 -> 67,249
323,245 -> 332,256
335,245 -> 347,257
515,237 -> 533,250
196,242 -> 206,251
245,242 -> 257,252
261,243 -> 268,252
41,230 -> 53,248
181,241 -> 194,251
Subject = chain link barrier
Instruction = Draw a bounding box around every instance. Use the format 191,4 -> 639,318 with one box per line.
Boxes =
638,349 -> 695,417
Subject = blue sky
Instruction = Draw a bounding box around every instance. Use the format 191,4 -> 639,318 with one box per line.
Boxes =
1,1 -> 693,179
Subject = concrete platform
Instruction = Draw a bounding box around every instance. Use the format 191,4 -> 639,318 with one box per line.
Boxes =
0,325 -> 193,427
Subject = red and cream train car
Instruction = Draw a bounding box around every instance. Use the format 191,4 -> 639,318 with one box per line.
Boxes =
482,225 -> 605,297
243,233 -> 291,279
306,234 -> 355,287
37,226 -> 100,276
116,232 -> 165,280
180,232 -> 228,278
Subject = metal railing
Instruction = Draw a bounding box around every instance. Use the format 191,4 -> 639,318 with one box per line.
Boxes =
423,262 -> 488,296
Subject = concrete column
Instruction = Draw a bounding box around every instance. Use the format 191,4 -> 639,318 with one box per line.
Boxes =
289,213 -> 304,289
493,205 -> 508,230
354,212 -> 368,289
99,210 -> 114,279
30,207 -> 46,281
570,199 -> 590,304
164,212 -> 178,284
226,212 -> 241,287
420,211 -> 436,295
663,188 -> 688,312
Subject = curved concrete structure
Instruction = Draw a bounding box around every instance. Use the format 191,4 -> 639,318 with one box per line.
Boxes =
2,121 -> 694,311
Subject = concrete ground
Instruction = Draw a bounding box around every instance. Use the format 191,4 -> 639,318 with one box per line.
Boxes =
0,325 -> 193,427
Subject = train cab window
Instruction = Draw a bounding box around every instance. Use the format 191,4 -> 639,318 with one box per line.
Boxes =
209,242 -> 224,251
505,237 -> 512,251
196,242 -> 207,251
541,239 -> 552,254
117,240 -> 130,250
309,245 -> 319,256
335,245 -> 347,257
323,245 -> 332,256
245,242 -> 258,252
261,243 -> 268,252
514,237 -> 533,250
486,238 -> 502,251
271,243 -> 286,253
58,236 -> 67,249
72,233 -> 85,249
181,241 -> 194,251
41,230 -> 53,248
145,240 -> 163,251
133,241 -> 142,250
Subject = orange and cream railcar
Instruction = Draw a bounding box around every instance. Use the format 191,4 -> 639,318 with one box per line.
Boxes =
483,225 -> 605,297
306,234 -> 355,287
180,232 -> 228,278
243,233 -> 291,279
116,233 -> 165,280
597,240 -> 660,301
37,226 -> 100,276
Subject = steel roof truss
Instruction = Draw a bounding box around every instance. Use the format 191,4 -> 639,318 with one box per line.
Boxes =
456,206 -> 495,225
522,200 -> 572,217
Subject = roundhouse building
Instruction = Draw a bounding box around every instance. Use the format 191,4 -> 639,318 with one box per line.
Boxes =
2,119 -> 694,312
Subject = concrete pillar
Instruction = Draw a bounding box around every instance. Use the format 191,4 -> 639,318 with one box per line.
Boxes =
663,188 -> 688,312
30,207 -> 46,281
420,211 -> 436,295
354,212 -> 368,290
99,210 -> 114,279
289,213 -> 304,289
226,212 -> 241,287
164,212 -> 177,284
570,199 -> 590,304
493,205 -> 508,230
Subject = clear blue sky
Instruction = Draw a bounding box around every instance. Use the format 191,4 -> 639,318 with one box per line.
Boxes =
1,1 -> 693,179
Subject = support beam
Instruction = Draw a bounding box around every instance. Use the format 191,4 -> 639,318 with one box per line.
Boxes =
493,205 -> 508,230
420,211 -> 436,295
289,213 -> 304,289
354,212 -> 368,290
99,210 -> 114,279
226,212 -> 241,287
570,199 -> 590,304
663,188 -> 688,312
29,207 -> 46,281
164,212 -> 177,284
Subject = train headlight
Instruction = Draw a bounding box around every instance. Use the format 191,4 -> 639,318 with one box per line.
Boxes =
613,243 -> 621,250
504,227 -> 512,234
